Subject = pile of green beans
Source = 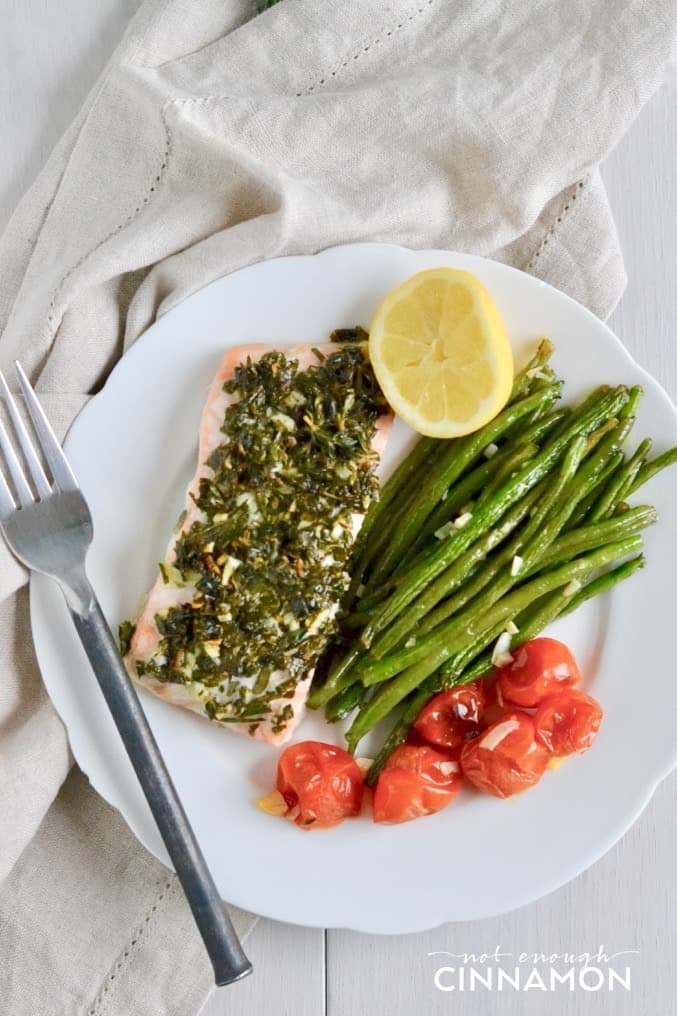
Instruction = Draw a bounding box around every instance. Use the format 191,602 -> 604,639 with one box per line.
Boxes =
308,341 -> 677,779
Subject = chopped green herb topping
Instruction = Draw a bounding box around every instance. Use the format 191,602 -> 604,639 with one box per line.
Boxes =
119,620 -> 136,657
329,326 -> 370,344
130,343 -> 387,735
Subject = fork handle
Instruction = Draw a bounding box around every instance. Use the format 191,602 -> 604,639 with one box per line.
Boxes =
66,585 -> 253,987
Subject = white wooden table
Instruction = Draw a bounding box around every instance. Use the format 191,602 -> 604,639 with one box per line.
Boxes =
2,5 -> 675,1014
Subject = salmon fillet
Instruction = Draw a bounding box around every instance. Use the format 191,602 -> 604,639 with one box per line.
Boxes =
124,341 -> 392,746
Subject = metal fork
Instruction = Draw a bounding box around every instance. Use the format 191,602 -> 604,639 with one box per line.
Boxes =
0,363 -> 252,988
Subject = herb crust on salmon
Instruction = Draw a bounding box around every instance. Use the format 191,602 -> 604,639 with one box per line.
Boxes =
122,339 -> 392,745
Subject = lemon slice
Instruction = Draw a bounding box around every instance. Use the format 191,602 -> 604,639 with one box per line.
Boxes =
369,268 -> 514,437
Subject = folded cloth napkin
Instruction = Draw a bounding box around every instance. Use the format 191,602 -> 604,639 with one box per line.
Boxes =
1,0 -> 676,1012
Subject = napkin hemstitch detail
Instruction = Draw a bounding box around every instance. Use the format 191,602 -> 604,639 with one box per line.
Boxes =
525,178 -> 587,273
45,106 -> 173,341
86,877 -> 178,1016
42,0 -> 440,345
295,0 -> 436,96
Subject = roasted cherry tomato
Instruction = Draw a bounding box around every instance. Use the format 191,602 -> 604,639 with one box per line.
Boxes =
481,678 -> 511,728
460,711 -> 549,798
496,638 -> 580,708
277,740 -> 364,829
533,689 -> 603,755
403,728 -> 430,748
372,744 -> 463,824
413,682 -> 486,748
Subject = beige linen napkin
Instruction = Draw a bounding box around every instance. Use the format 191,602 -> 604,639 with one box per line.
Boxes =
1,0 -> 676,1012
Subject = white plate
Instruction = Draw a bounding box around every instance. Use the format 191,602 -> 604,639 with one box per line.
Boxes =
31,244 -> 677,933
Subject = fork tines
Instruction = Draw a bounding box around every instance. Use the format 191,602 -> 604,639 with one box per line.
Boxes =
0,364 -> 78,518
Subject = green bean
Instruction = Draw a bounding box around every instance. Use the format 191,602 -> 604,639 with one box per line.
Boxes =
508,337 -> 556,399
582,416 -> 622,452
497,399 -> 552,445
442,553 -> 646,684
349,490 -> 416,591
333,359 -> 673,763
562,414 -> 637,530
619,385 -> 643,419
368,431 -> 587,668
628,447 -> 677,495
324,682 -> 368,722
345,438 -> 437,605
363,483 -> 545,664
341,584 -> 396,625
588,438 -> 651,522
359,436 -> 588,683
366,552 -> 646,778
360,386 -> 628,647
474,444 -> 540,508
377,430 -> 585,660
476,343 -> 558,449
562,452 -> 624,530
340,403 -> 630,698
367,385 -> 562,587
428,475 -> 634,658
559,555 -> 645,615
547,385 -> 610,439
522,505 -> 656,575
351,437 -> 435,560
577,415 -> 635,476
348,613 -> 506,754
378,410 -> 567,593
419,433 -> 625,636
357,386 -> 658,764
612,438 -> 653,504
441,537 -> 643,657
345,536 -> 641,748
307,644 -> 364,708
365,691 -> 430,785
403,410 -> 567,562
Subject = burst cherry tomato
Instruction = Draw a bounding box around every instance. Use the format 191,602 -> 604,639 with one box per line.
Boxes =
413,682 -> 486,748
277,741 -> 364,829
460,712 -> 549,798
372,744 -> 463,824
534,689 -> 603,755
481,678 -> 511,727
496,638 -> 580,708
403,728 -> 429,748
